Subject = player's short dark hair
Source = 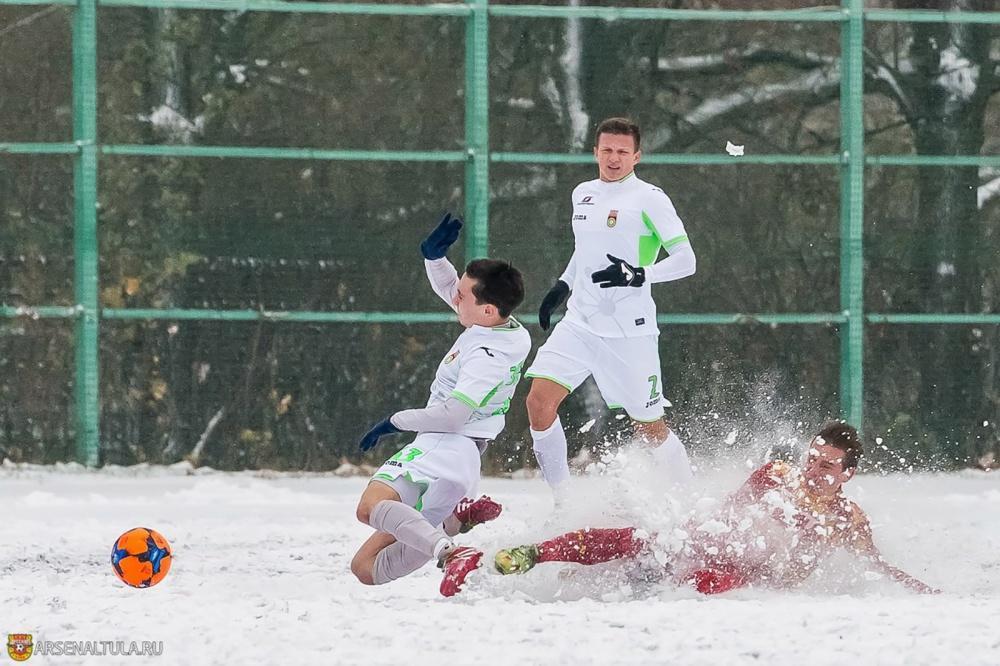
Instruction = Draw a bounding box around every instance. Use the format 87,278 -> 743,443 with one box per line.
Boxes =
464,259 -> 525,318
594,117 -> 641,151
814,421 -> 863,471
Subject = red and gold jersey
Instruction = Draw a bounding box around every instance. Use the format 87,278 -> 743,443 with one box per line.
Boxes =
677,461 -> 873,593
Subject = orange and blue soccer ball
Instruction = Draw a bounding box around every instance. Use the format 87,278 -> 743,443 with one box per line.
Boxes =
111,527 -> 172,588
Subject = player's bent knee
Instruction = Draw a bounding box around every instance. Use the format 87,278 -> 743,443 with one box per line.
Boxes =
526,391 -> 558,429
350,553 -> 376,586
356,502 -> 374,526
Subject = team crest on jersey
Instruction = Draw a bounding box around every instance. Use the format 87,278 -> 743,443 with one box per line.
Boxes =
7,634 -> 33,662
444,350 -> 459,364
607,209 -> 618,228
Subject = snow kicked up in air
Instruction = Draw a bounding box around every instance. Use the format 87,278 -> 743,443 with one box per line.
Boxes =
1,459 -> 998,666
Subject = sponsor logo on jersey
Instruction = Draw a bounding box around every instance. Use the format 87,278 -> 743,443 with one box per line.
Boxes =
7,634 -> 33,662
579,196 -> 594,206
443,350 -> 459,364
573,214 -> 587,221
634,317 -> 645,326
607,209 -> 618,228
645,397 -> 661,408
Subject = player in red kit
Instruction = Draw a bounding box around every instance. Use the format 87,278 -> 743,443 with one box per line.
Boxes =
491,422 -> 938,595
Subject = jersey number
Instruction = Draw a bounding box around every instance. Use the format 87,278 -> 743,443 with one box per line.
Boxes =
490,363 -> 523,416
389,447 -> 424,463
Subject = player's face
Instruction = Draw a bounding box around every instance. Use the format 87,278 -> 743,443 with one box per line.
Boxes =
802,442 -> 854,497
453,274 -> 493,328
594,133 -> 641,182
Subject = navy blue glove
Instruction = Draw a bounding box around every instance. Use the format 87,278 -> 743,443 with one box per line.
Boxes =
359,417 -> 402,452
591,254 -> 646,288
420,212 -> 463,260
538,280 -> 570,331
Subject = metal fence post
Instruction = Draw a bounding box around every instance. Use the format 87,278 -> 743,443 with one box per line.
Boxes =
465,0 -> 490,262
72,0 -> 100,466
839,0 -> 865,429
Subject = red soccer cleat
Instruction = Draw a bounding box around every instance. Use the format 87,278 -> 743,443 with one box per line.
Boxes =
439,546 -> 483,597
453,495 -> 503,533
690,566 -> 748,595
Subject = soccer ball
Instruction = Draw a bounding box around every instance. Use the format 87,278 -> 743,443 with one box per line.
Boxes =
111,527 -> 172,588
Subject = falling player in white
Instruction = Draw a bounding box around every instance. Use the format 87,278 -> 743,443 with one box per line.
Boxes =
351,213 -> 531,596
526,117 -> 697,501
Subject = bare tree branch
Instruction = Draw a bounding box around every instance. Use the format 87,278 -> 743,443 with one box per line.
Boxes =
864,47 -> 917,122
979,173 -> 1000,210
647,65 -> 842,151
188,406 -> 226,466
0,6 -> 61,39
644,42 -> 927,151
649,44 -> 836,76
559,0 -> 588,150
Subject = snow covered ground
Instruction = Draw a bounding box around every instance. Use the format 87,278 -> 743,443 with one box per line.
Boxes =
2,460 -> 999,666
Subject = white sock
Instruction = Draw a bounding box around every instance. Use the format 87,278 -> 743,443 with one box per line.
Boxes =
433,538 -> 455,561
651,429 -> 694,485
531,417 -> 570,489
369,500 -> 451,558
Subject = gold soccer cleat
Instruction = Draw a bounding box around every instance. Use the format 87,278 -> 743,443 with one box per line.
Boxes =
494,545 -> 539,575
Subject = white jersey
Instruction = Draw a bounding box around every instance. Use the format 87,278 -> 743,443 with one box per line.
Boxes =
560,172 -> 693,338
418,259 -> 531,439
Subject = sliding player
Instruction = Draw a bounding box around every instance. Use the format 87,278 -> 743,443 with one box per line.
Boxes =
350,213 -> 530,597
493,422 -> 938,595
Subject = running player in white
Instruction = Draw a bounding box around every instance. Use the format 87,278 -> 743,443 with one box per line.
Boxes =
351,213 -> 531,597
526,117 -> 697,500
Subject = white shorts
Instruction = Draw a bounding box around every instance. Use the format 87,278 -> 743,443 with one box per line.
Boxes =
371,432 -> 482,527
525,320 -> 665,422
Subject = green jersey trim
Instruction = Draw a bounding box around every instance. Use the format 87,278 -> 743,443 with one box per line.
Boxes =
662,233 -> 688,250
492,316 -> 523,331
404,472 -> 430,511
638,211 -> 663,267
478,381 -> 505,407
451,390 -> 480,409
452,382 -> 504,409
372,471 -> 429,511
639,211 -> 689,267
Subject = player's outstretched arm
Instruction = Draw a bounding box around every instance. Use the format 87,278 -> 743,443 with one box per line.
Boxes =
644,244 -> 696,284
538,253 -> 576,330
538,280 -> 569,330
639,191 -> 697,285
380,345 -> 509,438
389,398 -> 474,435
358,417 -> 402,452
359,399 -> 476,452
421,212 -> 463,308
848,509 -> 940,594
591,254 -> 646,288
869,556 -> 940,594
